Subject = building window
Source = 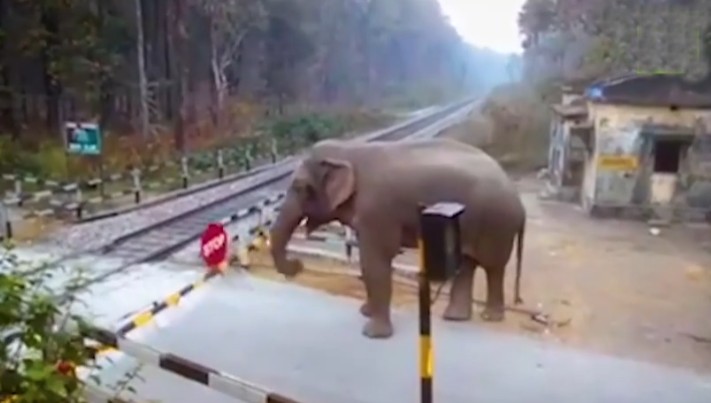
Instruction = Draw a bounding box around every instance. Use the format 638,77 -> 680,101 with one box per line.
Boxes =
653,139 -> 684,173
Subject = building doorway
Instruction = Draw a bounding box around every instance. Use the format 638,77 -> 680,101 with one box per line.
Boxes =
650,139 -> 686,205
653,139 -> 684,173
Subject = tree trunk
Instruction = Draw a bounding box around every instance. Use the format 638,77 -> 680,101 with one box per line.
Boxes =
208,20 -> 222,127
134,0 -> 150,137
168,0 -> 187,153
40,5 -> 61,134
96,0 -> 113,129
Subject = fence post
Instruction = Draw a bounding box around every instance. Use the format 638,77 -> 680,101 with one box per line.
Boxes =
270,137 -> 278,163
417,202 -> 466,403
244,147 -> 253,171
0,201 -> 11,241
181,156 -> 189,189
75,186 -> 84,220
216,149 -> 225,179
14,177 -> 22,207
344,227 -> 355,262
131,168 -> 142,204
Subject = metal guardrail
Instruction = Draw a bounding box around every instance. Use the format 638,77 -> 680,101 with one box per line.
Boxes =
0,99 -> 473,239
0,135 -> 281,219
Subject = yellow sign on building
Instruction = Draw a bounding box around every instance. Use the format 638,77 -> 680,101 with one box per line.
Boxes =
598,155 -> 639,171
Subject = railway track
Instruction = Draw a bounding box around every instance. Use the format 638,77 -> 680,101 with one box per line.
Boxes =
14,98 -> 476,299
94,98 -> 474,261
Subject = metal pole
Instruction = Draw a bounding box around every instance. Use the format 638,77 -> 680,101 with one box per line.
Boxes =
418,237 -> 433,403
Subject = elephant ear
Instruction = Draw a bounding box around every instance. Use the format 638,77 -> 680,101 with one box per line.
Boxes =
318,158 -> 355,211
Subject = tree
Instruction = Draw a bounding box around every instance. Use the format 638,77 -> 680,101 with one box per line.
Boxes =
0,0 -> 494,150
519,0 -> 711,84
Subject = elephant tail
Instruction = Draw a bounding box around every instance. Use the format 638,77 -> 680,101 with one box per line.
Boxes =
513,221 -> 525,305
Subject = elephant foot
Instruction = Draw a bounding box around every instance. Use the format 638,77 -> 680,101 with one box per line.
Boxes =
443,302 -> 472,321
277,259 -> 304,278
480,307 -> 505,322
362,318 -> 393,339
359,302 -> 373,318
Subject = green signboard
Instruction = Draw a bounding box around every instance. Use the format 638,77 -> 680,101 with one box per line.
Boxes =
65,122 -> 102,155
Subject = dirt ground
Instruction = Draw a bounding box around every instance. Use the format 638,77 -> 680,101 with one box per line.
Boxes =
249,175 -> 711,375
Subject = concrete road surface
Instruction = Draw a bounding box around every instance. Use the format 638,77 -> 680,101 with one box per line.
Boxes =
93,270 -> 711,403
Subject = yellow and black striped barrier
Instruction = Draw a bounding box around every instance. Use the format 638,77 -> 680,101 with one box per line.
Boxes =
418,202 -> 466,403
115,268 -> 223,336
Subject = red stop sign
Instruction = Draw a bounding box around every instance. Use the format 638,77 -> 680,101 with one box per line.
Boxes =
200,223 -> 229,268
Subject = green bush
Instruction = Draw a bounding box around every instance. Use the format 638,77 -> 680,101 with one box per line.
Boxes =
0,246 -> 135,402
262,113 -> 344,153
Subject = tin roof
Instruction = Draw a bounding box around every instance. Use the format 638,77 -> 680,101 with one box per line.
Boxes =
551,103 -> 588,117
585,73 -> 711,108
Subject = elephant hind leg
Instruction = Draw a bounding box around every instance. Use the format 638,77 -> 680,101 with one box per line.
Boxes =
481,265 -> 505,322
443,256 -> 477,321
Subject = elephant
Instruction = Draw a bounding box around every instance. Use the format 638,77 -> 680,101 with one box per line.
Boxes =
269,137 -> 526,339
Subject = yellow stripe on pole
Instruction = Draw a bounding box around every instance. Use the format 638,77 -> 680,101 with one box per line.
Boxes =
165,293 -> 181,306
132,311 -> 154,328
418,238 -> 425,273
419,335 -> 433,378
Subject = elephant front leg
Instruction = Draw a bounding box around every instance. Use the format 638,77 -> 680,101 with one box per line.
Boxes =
360,263 -> 394,338
481,266 -> 505,322
443,257 -> 476,321
358,237 -> 396,339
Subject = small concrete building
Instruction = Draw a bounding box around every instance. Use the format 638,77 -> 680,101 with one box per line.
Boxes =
546,74 -> 711,221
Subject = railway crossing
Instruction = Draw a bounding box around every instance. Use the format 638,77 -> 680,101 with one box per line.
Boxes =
38,197 -> 711,402
2,99 -> 710,402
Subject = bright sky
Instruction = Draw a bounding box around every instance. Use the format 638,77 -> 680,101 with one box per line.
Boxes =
438,0 -> 526,54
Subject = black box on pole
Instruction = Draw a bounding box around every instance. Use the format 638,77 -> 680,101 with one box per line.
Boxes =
419,202 -> 465,282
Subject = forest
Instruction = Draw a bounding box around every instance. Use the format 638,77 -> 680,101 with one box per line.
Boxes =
518,0 -> 711,89
457,0 -> 711,172
0,0 -> 514,178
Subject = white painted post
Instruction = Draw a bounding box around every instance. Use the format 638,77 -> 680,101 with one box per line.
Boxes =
131,168 -> 142,204
345,227 -> 355,263
180,156 -> 189,189
75,186 -> 84,219
14,178 -> 21,207
217,149 -> 225,179
0,200 -> 11,240
270,138 -> 278,163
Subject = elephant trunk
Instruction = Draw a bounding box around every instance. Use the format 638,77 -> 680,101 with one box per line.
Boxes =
269,190 -> 304,277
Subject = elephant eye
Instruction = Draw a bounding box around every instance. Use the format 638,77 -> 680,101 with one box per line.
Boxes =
293,182 -> 314,200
